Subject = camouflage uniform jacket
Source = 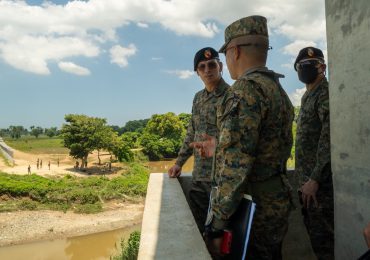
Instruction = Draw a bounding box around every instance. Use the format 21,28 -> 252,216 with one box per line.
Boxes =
176,78 -> 229,182
210,67 -> 294,230
295,77 -> 331,184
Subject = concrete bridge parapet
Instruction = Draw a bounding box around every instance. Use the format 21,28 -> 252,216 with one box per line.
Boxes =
0,137 -> 14,165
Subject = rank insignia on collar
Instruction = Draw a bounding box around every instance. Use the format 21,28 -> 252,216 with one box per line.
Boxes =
204,49 -> 212,59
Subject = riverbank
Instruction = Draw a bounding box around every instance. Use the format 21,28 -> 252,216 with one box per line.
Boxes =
0,200 -> 144,247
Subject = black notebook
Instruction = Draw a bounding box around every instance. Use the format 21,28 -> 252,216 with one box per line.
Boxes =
229,194 -> 256,260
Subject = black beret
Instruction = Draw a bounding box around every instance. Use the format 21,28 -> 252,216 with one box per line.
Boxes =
294,47 -> 324,70
194,47 -> 219,71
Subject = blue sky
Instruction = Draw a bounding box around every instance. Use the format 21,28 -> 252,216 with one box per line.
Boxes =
0,0 -> 327,128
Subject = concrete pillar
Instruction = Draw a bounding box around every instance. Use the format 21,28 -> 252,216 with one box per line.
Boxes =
325,1 -> 370,259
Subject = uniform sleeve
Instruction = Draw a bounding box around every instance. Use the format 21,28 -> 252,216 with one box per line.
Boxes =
175,97 -> 196,167
310,87 -> 331,183
211,81 -> 262,230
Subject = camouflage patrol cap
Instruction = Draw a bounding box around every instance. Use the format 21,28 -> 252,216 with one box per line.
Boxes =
219,15 -> 269,53
294,47 -> 325,70
193,47 -> 219,71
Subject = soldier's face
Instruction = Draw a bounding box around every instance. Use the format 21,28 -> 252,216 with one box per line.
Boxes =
197,59 -> 222,85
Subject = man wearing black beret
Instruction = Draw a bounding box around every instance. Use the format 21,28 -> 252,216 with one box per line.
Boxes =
168,47 -> 230,234
295,46 -> 334,260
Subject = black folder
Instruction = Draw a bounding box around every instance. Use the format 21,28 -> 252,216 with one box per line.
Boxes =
229,194 -> 256,260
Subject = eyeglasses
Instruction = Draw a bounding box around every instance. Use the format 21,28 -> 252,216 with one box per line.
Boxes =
224,45 -> 237,55
295,59 -> 323,71
197,60 -> 219,71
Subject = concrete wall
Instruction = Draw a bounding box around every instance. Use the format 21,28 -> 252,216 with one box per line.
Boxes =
325,1 -> 370,259
0,137 -> 14,164
138,173 -> 211,260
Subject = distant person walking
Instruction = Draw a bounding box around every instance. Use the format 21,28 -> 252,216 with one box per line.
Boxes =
48,161 -> 50,170
28,165 -> 31,174
40,159 -> 43,169
57,158 -> 60,167
36,158 -> 39,169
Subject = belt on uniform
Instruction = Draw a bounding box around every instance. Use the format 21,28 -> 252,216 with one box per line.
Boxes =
247,174 -> 284,195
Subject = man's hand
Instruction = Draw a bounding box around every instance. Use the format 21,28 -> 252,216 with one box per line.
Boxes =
364,222 -> 370,248
300,179 -> 319,208
168,164 -> 182,178
190,134 -> 216,158
205,237 -> 224,259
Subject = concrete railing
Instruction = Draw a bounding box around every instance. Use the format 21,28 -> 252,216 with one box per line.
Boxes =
0,137 -> 14,165
138,171 -> 315,260
138,173 -> 211,260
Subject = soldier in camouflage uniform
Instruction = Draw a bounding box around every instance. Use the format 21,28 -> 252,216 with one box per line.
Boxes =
168,47 -> 229,234
294,47 -> 334,260
192,16 -> 294,259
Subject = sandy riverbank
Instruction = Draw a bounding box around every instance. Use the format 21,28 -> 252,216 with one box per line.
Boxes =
0,200 -> 144,247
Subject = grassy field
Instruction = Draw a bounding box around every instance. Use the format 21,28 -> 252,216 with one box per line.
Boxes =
4,136 -> 68,154
0,163 -> 149,213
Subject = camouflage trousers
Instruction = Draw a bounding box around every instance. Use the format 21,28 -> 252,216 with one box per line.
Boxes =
246,190 -> 292,260
188,180 -> 211,234
301,184 -> 334,260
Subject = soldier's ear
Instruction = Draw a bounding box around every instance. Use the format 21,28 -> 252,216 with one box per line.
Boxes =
219,61 -> 223,73
319,63 -> 326,74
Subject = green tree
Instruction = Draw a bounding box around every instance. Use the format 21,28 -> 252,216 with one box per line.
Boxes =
0,128 -> 10,137
8,125 -> 26,139
111,136 -> 134,162
94,126 -> 118,165
122,119 -> 149,133
121,131 -> 140,149
44,127 -> 59,138
178,113 -> 191,129
140,112 -> 185,160
61,114 -> 108,169
30,126 -> 44,138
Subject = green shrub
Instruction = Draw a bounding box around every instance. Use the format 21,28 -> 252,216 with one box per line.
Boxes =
0,163 -> 149,213
74,203 -> 102,214
19,199 -> 38,210
111,231 -> 141,260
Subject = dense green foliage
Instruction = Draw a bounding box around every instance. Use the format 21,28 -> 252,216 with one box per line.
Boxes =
30,126 -> 44,138
61,114 -> 108,165
139,112 -> 185,160
0,163 -> 149,213
61,114 -> 134,164
7,126 -> 27,139
178,113 -> 191,129
111,231 -> 141,260
44,127 -> 59,138
121,119 -> 149,134
4,136 -> 68,154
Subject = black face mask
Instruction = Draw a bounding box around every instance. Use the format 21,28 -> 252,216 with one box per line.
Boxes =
297,63 -> 318,84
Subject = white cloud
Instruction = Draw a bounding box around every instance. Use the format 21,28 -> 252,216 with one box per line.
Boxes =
151,57 -> 163,61
282,40 -> 317,57
0,0 -> 327,74
58,61 -> 90,76
289,87 -> 306,106
109,44 -> 137,68
165,70 -> 194,79
137,22 -> 149,28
